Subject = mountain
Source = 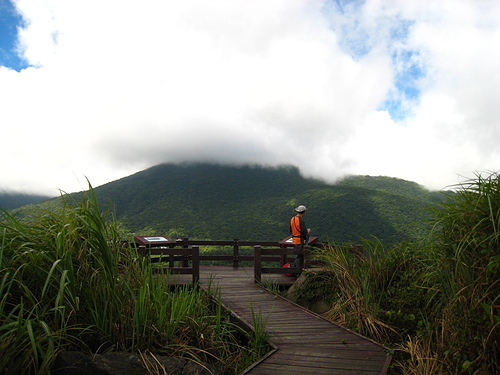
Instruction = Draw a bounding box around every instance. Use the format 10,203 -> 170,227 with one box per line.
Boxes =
79,163 -> 444,244
0,192 -> 53,211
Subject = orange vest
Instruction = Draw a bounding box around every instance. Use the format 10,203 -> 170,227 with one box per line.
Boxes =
290,216 -> 304,245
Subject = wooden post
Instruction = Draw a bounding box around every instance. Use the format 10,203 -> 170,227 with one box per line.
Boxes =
137,245 -> 148,257
233,239 -> 239,268
192,246 -> 200,284
182,238 -> 189,267
254,245 -> 262,283
303,246 -> 311,268
279,243 -> 286,266
169,253 -> 175,268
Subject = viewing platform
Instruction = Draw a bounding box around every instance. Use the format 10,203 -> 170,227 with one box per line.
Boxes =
134,237 -> 393,374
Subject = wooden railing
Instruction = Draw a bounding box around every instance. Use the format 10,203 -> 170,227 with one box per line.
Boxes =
132,237 -> 365,285
253,245 -> 312,283
134,237 -> 317,267
137,245 -> 200,284
182,239 -> 298,267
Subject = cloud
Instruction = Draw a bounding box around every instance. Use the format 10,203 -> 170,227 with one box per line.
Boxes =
0,0 -> 499,195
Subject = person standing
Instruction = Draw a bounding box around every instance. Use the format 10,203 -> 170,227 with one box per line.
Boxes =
289,205 -> 311,268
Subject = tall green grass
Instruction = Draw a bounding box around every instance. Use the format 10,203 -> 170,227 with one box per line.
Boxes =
301,172 -> 499,374
0,187 -> 268,374
428,172 -> 499,373
312,240 -> 429,344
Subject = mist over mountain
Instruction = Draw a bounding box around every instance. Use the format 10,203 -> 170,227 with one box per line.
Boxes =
80,163 -> 445,243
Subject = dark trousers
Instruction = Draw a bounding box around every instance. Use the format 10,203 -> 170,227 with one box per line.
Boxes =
293,244 -> 304,268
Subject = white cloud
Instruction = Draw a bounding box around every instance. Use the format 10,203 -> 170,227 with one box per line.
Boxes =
0,0 -> 499,195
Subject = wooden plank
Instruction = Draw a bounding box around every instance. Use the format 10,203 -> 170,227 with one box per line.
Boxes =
268,347 -> 388,361
186,266 -> 392,374
151,267 -> 195,274
248,361 -> 383,375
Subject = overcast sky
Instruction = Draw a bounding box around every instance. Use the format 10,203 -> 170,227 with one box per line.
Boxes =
1,0 -> 499,196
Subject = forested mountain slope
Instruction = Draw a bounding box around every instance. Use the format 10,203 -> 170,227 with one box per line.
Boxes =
85,163 -> 445,243
0,192 -> 53,211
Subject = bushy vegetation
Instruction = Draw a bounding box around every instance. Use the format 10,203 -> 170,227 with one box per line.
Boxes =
0,189 -> 268,374
297,172 -> 499,374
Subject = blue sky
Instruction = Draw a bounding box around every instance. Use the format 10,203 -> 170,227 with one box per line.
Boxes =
1,0 -> 499,195
0,0 -> 26,71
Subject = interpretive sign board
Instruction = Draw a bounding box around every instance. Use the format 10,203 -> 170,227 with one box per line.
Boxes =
134,236 -> 177,247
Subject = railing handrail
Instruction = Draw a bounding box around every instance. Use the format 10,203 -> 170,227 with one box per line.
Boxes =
137,245 -> 200,284
253,245 -> 311,283
132,237 -> 324,268
132,238 -> 362,284
176,239 -> 288,247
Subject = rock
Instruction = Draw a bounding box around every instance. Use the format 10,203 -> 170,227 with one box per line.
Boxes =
53,351 -> 219,375
284,267 -> 333,314
284,267 -> 319,302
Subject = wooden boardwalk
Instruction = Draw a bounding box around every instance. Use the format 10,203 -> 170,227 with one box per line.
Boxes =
186,266 -> 393,375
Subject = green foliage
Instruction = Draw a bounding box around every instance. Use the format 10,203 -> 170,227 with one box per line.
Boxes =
306,241 -> 430,344
337,175 -> 450,203
298,171 -> 500,374
0,187 -> 268,374
428,172 -> 500,373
